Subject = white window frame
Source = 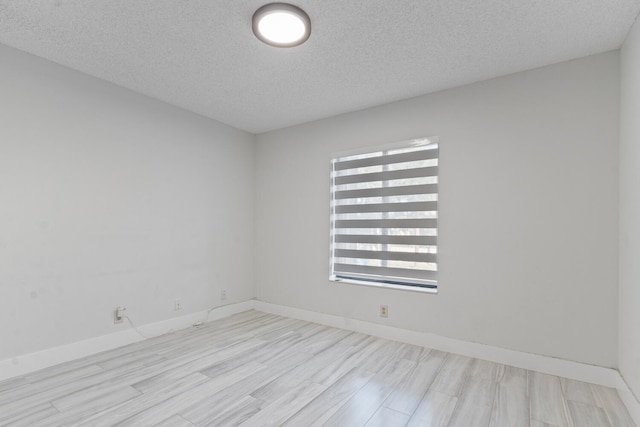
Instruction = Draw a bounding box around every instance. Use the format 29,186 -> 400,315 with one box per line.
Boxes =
329,137 -> 439,293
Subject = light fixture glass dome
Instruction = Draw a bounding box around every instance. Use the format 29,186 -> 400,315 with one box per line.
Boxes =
252,3 -> 311,48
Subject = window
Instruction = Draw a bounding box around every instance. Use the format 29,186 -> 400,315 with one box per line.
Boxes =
330,138 -> 439,291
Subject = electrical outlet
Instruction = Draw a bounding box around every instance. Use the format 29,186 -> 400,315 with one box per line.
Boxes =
380,305 -> 388,318
220,290 -> 227,301
114,307 -> 126,324
174,299 -> 182,311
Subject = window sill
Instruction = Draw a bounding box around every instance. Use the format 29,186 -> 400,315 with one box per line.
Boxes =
330,277 -> 438,294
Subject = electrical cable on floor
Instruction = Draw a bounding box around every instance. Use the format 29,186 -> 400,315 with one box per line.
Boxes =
205,307 -> 216,322
124,315 -> 152,339
204,302 -> 229,323
124,315 -> 176,340
122,304 -> 227,340
190,308 -> 217,327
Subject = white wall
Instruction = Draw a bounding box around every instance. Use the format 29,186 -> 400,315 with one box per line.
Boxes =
255,52 -> 620,367
619,14 -> 640,398
0,44 -> 255,361
0,41 -> 622,374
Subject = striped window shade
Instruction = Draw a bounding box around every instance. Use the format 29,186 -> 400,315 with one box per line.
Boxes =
330,138 -> 438,290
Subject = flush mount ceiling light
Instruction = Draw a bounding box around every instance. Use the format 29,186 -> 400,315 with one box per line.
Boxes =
252,3 -> 311,48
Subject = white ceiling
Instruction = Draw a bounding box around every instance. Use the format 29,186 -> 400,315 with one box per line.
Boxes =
1,1 -> 639,134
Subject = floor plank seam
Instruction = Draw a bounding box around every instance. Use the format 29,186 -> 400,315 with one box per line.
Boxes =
0,310 -> 633,427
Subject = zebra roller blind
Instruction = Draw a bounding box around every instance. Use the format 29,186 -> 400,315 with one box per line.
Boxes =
330,138 -> 438,289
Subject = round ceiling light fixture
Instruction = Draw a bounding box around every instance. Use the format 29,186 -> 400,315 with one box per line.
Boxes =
252,3 -> 311,48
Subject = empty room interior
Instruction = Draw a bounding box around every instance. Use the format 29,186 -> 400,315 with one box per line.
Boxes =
2,1 -> 640,426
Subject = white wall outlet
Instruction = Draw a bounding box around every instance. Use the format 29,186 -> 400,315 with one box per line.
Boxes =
220,290 -> 227,301
380,305 -> 388,318
174,299 -> 182,311
114,307 -> 126,324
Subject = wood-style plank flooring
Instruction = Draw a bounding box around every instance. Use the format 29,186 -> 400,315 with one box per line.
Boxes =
0,310 -> 634,426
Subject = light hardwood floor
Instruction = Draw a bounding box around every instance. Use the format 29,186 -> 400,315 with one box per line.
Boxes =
0,310 -> 634,426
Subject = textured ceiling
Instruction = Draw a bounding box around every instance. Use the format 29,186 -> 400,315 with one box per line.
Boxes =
0,0 -> 639,133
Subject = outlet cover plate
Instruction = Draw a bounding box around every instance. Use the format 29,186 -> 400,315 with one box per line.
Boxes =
380,305 -> 388,318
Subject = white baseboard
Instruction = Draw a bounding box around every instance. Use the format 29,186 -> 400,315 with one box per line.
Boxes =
253,300 -> 619,388
0,300 -> 254,382
3,298 -> 636,424
616,373 -> 640,426
254,301 -> 640,423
